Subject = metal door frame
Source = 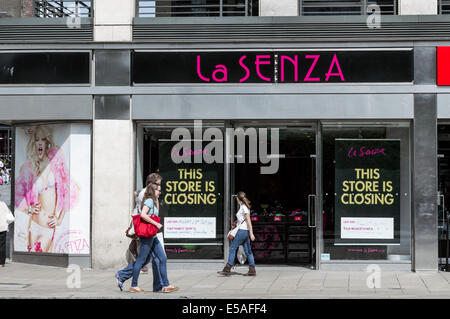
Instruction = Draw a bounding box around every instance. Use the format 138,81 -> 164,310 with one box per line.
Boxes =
224,120 -> 321,268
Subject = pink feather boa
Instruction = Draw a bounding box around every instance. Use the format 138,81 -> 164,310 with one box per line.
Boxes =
15,147 -> 77,213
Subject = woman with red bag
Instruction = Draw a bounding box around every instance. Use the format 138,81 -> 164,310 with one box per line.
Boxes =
115,180 -> 161,293
142,181 -> 179,293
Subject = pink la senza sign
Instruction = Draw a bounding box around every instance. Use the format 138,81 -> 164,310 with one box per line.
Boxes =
195,53 -> 345,83
132,50 -> 413,84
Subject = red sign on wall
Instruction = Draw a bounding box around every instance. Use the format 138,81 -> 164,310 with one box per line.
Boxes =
437,47 -> 450,85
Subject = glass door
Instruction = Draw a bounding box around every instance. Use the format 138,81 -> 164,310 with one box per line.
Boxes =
230,122 -> 317,267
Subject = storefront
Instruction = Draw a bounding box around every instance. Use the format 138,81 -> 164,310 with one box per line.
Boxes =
0,39 -> 443,271
129,47 -> 418,270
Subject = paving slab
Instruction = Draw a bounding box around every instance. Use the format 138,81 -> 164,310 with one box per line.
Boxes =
323,272 -> 349,289
419,272 -> 450,291
1,262 -> 450,299
297,272 -> 326,289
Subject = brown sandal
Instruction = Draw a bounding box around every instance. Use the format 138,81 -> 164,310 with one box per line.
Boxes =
130,287 -> 145,293
162,285 -> 179,293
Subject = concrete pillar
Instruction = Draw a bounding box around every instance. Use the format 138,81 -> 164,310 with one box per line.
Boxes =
94,0 -> 134,42
413,94 -> 438,271
92,118 -> 134,269
399,0 -> 437,15
21,0 -> 33,17
260,0 -> 298,16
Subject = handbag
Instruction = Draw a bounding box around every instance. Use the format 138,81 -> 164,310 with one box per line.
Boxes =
125,224 -> 138,239
132,213 -> 160,238
126,208 -> 139,239
227,220 -> 243,241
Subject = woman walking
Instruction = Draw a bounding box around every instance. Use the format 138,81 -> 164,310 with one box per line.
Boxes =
115,180 -> 161,293
125,190 -> 148,274
218,191 -> 256,276
141,181 -> 179,293
0,194 -> 14,267
115,173 -> 178,293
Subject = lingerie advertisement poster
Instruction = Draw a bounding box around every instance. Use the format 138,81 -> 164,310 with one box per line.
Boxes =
334,139 -> 400,245
14,124 -> 91,254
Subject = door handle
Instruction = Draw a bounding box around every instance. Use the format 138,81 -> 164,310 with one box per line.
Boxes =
308,194 -> 316,228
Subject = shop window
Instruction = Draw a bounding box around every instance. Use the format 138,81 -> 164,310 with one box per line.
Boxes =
137,0 -> 259,17
440,0 -> 450,14
34,1 -> 93,18
438,124 -> 450,270
300,0 -> 398,16
0,1 -> 92,18
140,125 -> 224,259
0,125 -> 12,259
321,123 -> 411,262
0,52 -> 90,85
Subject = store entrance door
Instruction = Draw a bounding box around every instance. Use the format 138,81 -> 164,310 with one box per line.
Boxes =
230,123 -> 317,267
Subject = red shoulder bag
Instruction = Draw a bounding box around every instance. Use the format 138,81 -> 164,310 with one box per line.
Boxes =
132,214 -> 160,238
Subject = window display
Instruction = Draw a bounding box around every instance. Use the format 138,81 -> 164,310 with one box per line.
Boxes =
142,126 -> 224,259
322,123 -> 411,261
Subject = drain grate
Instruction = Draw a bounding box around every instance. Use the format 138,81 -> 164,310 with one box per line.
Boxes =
0,283 -> 30,290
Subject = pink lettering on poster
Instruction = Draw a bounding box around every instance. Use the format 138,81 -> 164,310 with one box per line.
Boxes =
347,146 -> 387,158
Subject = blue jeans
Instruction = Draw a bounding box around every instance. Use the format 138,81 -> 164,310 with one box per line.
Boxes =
116,236 -> 154,287
151,236 -> 170,291
227,229 -> 255,266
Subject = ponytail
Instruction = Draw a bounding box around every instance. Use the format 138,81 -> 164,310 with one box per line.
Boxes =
237,191 -> 251,210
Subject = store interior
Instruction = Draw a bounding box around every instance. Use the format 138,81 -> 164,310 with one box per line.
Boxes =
233,126 -> 316,265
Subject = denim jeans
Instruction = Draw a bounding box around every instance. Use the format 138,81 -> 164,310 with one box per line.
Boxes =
117,236 -> 154,287
0,231 -> 6,265
151,236 -> 170,291
227,229 -> 255,266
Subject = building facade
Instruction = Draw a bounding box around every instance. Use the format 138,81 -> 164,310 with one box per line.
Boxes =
0,0 -> 449,271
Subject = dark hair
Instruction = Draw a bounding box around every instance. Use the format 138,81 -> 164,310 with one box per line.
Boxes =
237,191 -> 251,209
141,174 -> 162,212
146,173 -> 162,187
141,183 -> 158,212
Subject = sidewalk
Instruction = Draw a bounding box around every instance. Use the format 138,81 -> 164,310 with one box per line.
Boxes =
1,261 -> 450,299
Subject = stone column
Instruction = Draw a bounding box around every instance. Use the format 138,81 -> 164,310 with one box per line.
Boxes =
259,0 -> 298,16
91,50 -> 134,269
92,118 -> 134,269
21,0 -> 33,17
94,0 -> 134,42
413,94 -> 438,271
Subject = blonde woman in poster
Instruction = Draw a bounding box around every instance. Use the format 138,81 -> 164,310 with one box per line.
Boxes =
14,125 -> 77,253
